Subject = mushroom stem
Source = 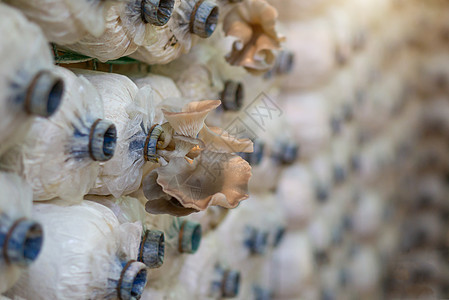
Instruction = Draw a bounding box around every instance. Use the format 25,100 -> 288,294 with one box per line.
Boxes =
190,0 -> 219,38
0,213 -> 43,267
24,70 -> 64,118
138,230 -> 165,268
116,260 -> 148,300
141,0 -> 175,26
88,119 -> 117,162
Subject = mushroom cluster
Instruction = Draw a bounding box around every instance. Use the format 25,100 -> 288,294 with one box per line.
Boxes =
143,99 -> 253,216
223,0 -> 284,74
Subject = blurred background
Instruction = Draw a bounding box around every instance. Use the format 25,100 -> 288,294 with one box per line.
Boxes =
1,0 -> 449,299
259,0 -> 449,299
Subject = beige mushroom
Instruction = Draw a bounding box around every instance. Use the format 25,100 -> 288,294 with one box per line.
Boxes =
223,0 -> 284,74
162,100 -> 221,137
198,126 -> 253,153
143,169 -> 199,216
142,99 -> 253,215
156,150 -> 251,210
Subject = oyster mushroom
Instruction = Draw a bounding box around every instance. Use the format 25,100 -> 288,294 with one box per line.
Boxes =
223,0 -> 284,74
142,99 -> 253,216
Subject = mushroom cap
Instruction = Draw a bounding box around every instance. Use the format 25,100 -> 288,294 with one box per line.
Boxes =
162,100 -> 221,137
156,150 -> 251,210
223,0 -> 284,74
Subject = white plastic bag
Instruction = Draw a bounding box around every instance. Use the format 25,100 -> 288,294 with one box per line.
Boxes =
0,67 -> 117,203
279,19 -> 337,90
64,0 -> 178,61
277,164 -> 316,229
179,233 -> 241,299
5,0 -> 113,45
150,46 -> 224,101
0,4 -> 64,156
267,0 -> 335,21
351,192 -> 384,240
133,73 -> 182,103
280,91 -> 331,159
347,246 -> 381,297
145,215 -> 202,291
6,200 -> 147,300
86,195 -> 166,269
271,231 -> 314,299
247,116 -> 298,193
76,71 -> 161,197
0,172 -> 43,293
131,0 -> 219,65
214,199 -> 271,286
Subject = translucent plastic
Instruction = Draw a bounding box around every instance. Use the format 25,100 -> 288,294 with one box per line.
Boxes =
85,195 -> 166,269
267,0 -> 338,21
179,233 -> 241,299
277,164 -> 316,229
85,195 -> 147,226
271,232 -> 314,298
132,73 -> 182,179
6,201 -> 146,300
351,192 -> 384,240
246,115 -> 297,193
347,246 -> 381,296
133,73 -> 183,103
151,47 -> 223,101
142,281 -> 191,300
145,215 -> 201,292
0,5 -> 63,157
214,199 -> 271,294
280,19 -> 337,90
63,4 -> 139,61
131,0 -> 219,65
76,71 -> 161,197
215,193 -> 286,299
65,0 -> 178,61
5,0 -> 111,45
187,206 -> 229,236
0,173 -> 40,293
0,67 -> 114,203
280,91 -> 331,159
